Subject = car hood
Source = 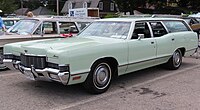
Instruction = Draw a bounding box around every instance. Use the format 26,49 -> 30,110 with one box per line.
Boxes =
6,36 -> 123,56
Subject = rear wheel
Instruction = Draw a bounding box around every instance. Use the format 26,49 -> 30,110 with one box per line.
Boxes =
84,61 -> 112,94
165,49 -> 182,70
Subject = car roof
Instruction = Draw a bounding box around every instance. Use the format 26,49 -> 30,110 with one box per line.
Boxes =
21,17 -> 98,22
97,17 -> 184,22
2,18 -> 20,20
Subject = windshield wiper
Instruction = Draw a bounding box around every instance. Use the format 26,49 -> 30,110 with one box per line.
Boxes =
10,30 -> 20,35
10,30 -> 18,33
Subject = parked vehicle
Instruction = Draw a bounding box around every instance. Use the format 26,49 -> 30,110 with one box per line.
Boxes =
2,17 -> 20,29
0,18 -> 20,35
0,17 -> 96,69
3,18 -> 198,93
189,12 -> 200,22
181,17 -> 200,33
6,17 -> 93,37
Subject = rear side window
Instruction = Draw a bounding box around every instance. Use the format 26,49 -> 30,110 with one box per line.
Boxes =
43,21 -> 58,34
162,21 -> 190,33
149,22 -> 167,37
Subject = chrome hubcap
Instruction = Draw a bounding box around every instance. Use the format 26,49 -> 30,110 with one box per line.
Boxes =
93,63 -> 111,89
173,51 -> 181,67
96,67 -> 108,85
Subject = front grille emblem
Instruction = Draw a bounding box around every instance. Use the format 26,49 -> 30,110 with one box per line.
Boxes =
53,55 -> 59,58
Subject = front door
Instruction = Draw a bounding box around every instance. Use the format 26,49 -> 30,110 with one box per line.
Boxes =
126,22 -> 157,74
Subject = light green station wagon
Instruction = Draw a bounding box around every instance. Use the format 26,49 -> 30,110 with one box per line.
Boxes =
3,18 -> 198,94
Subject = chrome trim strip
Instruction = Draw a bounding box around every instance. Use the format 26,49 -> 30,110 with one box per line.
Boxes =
21,53 -> 46,57
3,59 -> 70,85
119,55 -> 171,67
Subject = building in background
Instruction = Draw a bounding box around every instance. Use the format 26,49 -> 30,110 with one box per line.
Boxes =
32,6 -> 55,16
14,8 -> 29,16
61,0 -> 119,18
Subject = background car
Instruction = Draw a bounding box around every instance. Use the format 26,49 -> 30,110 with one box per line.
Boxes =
181,17 -> 200,33
0,17 -> 97,69
2,17 -> 20,29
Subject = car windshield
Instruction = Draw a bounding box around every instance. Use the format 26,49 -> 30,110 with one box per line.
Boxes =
8,20 -> 38,35
78,21 -> 131,39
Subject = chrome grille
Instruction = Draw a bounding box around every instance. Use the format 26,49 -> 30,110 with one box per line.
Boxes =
20,54 -> 46,69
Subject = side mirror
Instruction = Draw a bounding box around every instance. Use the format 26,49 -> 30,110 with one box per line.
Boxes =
137,34 -> 145,40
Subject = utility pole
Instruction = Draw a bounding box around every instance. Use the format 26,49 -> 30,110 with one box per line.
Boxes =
57,0 -> 59,15
21,0 -> 23,15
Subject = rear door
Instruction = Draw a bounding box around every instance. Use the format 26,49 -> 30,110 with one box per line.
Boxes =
149,21 -> 173,64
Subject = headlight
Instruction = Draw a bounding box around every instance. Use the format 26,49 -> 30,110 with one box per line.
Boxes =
59,64 -> 70,72
4,54 -> 20,60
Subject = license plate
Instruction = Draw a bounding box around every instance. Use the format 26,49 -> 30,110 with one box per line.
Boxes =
23,70 -> 35,80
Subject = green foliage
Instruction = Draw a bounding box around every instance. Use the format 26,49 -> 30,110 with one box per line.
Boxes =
115,0 -> 200,14
104,13 -> 119,18
0,0 -> 18,14
23,0 -> 41,10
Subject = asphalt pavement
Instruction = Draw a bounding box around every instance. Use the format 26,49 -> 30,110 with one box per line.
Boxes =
0,56 -> 200,110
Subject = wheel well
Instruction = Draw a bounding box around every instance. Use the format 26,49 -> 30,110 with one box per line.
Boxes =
178,48 -> 185,56
92,57 -> 119,79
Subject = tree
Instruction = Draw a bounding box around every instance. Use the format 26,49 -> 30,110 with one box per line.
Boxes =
23,0 -> 41,10
0,0 -> 18,14
115,0 -> 200,14
188,0 -> 200,10
115,0 -> 146,14
177,0 -> 189,7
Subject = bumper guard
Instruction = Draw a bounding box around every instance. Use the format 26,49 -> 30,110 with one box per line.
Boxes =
3,59 -> 69,85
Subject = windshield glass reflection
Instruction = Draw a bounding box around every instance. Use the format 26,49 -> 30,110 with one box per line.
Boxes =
78,21 -> 131,39
8,20 -> 38,35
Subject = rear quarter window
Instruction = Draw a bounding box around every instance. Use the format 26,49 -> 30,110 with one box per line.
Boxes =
163,21 -> 190,33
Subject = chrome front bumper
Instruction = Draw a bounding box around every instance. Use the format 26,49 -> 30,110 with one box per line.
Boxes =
3,59 -> 70,85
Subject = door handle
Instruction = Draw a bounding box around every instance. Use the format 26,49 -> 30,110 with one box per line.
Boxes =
151,42 -> 154,44
172,38 -> 175,41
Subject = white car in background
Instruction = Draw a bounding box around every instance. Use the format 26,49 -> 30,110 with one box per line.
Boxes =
2,17 -> 20,29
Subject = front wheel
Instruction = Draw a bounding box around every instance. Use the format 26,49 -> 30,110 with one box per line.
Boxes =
165,49 -> 182,70
84,61 -> 112,94
0,50 -> 7,70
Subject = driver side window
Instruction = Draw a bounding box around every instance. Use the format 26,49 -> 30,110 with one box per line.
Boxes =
132,22 -> 151,39
33,24 -> 42,35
